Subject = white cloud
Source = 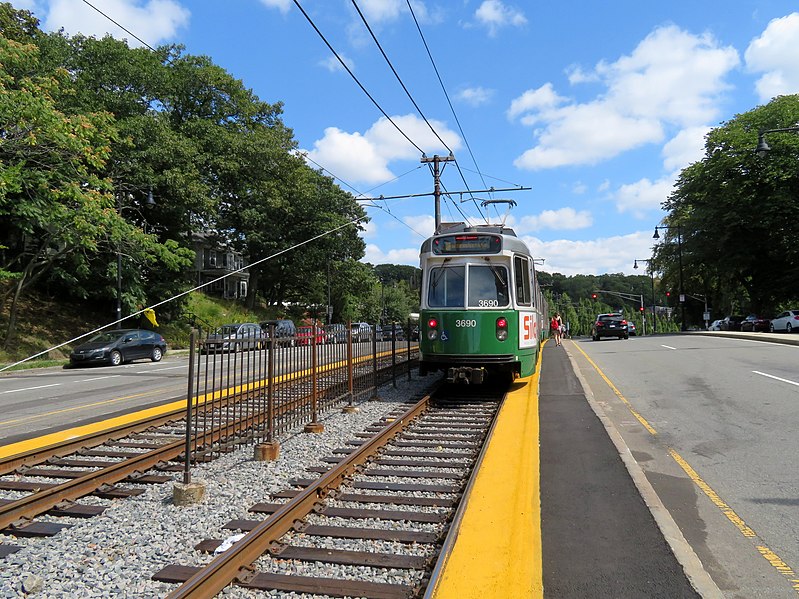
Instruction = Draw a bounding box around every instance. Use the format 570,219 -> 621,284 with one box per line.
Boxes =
522,231 -> 655,276
745,12 -> 799,101
613,176 -> 675,217
362,244 -> 420,266
42,0 -> 190,47
507,83 -> 565,120
510,25 -> 739,170
457,87 -> 494,107
360,219 -> 378,239
320,54 -> 354,73
572,181 -> 588,195
357,0 -> 404,23
258,0 -> 291,14
517,207 -> 593,233
474,0 -> 527,37
402,214 -> 436,239
303,114 -> 461,185
661,126 -> 709,172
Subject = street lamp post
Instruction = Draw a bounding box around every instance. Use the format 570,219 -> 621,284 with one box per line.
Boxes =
633,259 -> 657,334
755,126 -> 799,157
653,224 -> 686,331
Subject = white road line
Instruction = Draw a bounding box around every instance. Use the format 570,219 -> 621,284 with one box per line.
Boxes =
753,370 -> 799,387
141,365 -> 186,372
661,345 -> 677,350
1,383 -> 61,394
78,375 -> 121,382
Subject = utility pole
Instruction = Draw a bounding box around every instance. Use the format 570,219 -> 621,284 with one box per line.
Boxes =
421,154 -> 455,233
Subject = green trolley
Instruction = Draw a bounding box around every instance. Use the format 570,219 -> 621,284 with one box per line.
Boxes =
418,223 -> 548,384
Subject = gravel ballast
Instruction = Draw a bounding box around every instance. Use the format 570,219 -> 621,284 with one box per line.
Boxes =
1,374 -> 440,598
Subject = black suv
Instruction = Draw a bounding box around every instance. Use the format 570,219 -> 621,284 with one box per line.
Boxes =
591,314 -> 629,341
260,319 -> 297,347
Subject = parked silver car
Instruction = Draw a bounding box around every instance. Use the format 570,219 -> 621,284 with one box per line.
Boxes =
350,322 -> 373,342
770,310 -> 799,333
203,323 -> 263,352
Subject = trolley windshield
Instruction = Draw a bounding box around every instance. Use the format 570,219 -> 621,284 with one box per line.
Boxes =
427,264 -> 509,308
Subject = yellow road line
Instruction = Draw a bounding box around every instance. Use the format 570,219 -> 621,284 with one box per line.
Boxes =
429,367 -> 543,598
571,341 -> 658,435
0,388 -> 179,428
573,340 -> 799,595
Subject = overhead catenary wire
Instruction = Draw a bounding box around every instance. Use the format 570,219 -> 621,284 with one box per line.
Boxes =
291,0 -> 426,156
350,0 -> 453,154
81,0 -> 157,51
405,0 -> 494,221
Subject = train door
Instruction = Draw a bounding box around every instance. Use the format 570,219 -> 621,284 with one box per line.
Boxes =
514,255 -> 538,348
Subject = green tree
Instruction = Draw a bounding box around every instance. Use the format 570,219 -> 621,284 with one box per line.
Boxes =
658,95 -> 799,316
0,32 -> 128,344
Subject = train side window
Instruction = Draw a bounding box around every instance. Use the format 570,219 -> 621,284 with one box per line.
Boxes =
514,256 -> 532,306
428,266 -> 465,307
467,265 -> 509,307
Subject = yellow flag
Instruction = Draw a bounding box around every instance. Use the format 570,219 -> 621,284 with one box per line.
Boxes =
144,308 -> 159,327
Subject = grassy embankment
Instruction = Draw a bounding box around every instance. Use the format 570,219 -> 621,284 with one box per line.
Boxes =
0,293 -> 275,371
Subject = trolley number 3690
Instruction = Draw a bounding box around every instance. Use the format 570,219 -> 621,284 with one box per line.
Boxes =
455,319 -> 477,328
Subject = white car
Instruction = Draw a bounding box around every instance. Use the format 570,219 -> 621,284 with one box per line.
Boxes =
770,310 -> 799,333
708,319 -> 723,331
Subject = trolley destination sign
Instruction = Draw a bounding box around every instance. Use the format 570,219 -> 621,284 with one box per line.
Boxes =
432,234 -> 502,255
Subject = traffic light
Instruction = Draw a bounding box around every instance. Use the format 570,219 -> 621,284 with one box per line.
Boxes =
591,293 -> 597,299
666,291 -> 671,297
639,306 -> 644,312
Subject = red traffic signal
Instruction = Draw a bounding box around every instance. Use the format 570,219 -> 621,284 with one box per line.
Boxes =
591,293 -> 597,299
639,306 -> 644,311
665,291 -> 671,297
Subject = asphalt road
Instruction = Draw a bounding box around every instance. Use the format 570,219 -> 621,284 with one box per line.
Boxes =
571,331 -> 799,598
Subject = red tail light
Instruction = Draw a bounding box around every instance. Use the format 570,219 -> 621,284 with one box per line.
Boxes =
427,318 -> 439,341
794,316 -> 799,320
595,321 -> 604,327
496,317 -> 508,341
621,320 -> 627,325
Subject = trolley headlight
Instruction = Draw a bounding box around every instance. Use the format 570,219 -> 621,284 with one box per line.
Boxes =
496,316 -> 508,341
427,318 -> 439,341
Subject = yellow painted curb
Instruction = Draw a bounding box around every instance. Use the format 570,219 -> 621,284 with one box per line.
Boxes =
429,368 -> 543,598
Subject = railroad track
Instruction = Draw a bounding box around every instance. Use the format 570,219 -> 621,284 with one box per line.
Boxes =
0,350 -> 417,559
153,384 -> 506,598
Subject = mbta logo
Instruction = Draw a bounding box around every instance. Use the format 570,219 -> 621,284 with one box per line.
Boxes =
520,313 -> 538,347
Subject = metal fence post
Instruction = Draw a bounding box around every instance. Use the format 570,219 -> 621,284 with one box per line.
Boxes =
391,321 -> 397,389
304,320 -> 324,433
182,329 -> 196,484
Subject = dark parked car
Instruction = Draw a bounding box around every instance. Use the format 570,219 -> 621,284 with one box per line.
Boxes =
69,329 -> 167,366
204,323 -> 263,352
627,321 -> 637,336
740,314 -> 770,332
591,313 -> 629,341
719,315 -> 745,331
260,319 -> 297,347
377,323 -> 405,342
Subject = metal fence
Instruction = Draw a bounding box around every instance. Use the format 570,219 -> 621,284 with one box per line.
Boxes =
180,322 -> 418,481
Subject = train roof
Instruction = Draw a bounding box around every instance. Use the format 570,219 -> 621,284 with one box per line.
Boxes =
420,222 -> 533,256
437,222 -> 517,236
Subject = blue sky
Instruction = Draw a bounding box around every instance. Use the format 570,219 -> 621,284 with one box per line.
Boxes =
13,0 -> 799,276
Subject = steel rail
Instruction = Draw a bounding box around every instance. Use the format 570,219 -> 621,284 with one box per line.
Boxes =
165,391 -> 435,599
0,348 -> 417,474
0,358 -> 417,532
